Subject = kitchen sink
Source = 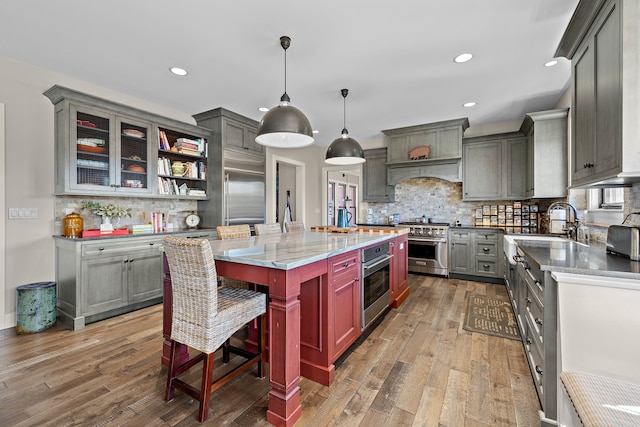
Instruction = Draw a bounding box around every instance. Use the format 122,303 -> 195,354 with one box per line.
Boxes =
504,235 -> 587,264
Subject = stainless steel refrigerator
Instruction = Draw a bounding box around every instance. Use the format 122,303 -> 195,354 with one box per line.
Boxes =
224,154 -> 265,227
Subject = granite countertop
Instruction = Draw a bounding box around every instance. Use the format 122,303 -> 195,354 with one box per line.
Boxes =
515,239 -> 640,280
211,231 -> 395,270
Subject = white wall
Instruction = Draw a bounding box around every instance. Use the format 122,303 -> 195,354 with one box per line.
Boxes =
0,55 -> 200,329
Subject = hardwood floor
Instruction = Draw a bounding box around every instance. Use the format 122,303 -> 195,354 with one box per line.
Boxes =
0,275 -> 541,426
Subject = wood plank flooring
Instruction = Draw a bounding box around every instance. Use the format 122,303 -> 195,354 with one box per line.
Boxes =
0,275 -> 541,426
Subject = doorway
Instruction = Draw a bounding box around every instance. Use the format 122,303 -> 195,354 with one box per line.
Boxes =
323,167 -> 361,227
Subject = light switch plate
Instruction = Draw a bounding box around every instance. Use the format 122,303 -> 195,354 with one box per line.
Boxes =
8,208 -> 38,219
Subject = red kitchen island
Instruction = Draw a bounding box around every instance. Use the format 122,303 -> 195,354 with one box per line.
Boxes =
161,230 -> 408,426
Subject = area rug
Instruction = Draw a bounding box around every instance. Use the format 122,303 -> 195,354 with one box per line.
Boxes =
462,295 -> 520,341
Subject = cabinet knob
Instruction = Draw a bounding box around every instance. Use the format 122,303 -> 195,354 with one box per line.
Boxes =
483,264 -> 490,269
343,262 -> 349,267
526,298 -> 532,305
535,366 -> 543,375
483,247 -> 490,252
535,318 -> 543,325
526,338 -> 532,345
99,247 -> 105,251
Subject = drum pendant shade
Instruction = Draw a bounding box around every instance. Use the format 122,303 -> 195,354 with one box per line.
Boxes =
256,36 -> 314,148
325,89 -> 365,165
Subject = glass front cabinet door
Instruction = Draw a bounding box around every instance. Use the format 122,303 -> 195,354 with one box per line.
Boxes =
69,105 -> 152,195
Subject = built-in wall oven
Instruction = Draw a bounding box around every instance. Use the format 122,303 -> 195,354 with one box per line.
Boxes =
398,222 -> 449,276
361,242 -> 392,330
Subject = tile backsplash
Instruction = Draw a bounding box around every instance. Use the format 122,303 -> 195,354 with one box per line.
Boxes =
55,196 -> 197,235
362,177 -> 566,232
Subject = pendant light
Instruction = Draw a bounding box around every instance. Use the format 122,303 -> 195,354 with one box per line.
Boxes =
256,36 -> 314,148
325,89 -> 365,165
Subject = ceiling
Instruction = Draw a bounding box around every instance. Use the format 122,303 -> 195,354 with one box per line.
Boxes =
0,0 -> 579,147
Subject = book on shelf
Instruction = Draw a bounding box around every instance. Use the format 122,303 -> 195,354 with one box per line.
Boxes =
158,130 -> 170,150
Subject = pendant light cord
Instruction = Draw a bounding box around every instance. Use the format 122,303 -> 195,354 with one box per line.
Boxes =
280,36 -> 291,103
342,88 -> 349,135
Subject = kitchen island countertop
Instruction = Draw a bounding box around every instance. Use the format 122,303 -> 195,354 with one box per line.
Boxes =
211,230 -> 396,270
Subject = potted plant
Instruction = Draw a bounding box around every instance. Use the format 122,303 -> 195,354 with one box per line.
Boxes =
81,200 -> 132,230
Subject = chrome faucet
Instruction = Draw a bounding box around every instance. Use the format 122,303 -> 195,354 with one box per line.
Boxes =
547,201 -> 578,240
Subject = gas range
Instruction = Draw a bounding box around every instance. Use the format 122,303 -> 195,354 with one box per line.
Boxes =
397,222 -> 450,240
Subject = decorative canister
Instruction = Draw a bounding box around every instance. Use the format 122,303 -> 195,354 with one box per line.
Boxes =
171,161 -> 185,176
62,212 -> 83,238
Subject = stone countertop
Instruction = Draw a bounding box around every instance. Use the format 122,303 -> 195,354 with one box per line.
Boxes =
515,239 -> 640,280
211,231 -> 395,270
53,228 -> 216,241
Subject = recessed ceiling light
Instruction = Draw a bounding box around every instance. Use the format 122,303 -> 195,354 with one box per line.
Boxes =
454,53 -> 473,63
544,60 -> 558,67
258,107 -> 269,112
170,67 -> 188,76
463,102 -> 477,108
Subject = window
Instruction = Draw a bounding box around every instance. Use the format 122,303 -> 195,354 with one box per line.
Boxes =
588,188 -> 624,210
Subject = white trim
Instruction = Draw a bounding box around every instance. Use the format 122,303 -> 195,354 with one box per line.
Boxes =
269,155 -> 306,225
0,104 -> 6,329
552,272 -> 640,291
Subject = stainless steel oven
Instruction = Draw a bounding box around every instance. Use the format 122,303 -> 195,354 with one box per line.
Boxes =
361,242 -> 391,330
398,223 -> 449,276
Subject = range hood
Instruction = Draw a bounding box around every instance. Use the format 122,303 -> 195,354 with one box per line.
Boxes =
386,157 -> 462,184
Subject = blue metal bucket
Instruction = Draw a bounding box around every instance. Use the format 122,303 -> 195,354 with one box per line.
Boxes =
16,281 -> 57,334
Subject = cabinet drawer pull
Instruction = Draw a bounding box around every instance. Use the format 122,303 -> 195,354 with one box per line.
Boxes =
526,298 -> 532,305
535,366 -> 543,375
343,262 -> 349,268
483,247 -> 490,252
483,264 -> 490,269
99,247 -> 105,251
149,242 -> 155,246
535,318 -> 543,325
526,338 -> 532,345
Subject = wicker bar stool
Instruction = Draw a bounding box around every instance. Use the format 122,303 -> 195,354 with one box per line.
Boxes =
216,224 -> 251,240
284,221 -> 305,233
254,222 -> 282,236
162,236 -> 266,423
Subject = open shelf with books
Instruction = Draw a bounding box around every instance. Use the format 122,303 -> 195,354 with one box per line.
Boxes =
157,128 -> 208,198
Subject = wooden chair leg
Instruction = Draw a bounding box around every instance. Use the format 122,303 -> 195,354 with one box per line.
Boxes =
258,313 -> 266,378
198,352 -> 215,423
222,339 -> 230,363
165,340 -> 178,402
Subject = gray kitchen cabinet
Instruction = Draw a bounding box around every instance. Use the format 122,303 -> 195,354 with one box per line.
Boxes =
473,229 -> 504,280
511,247 -> 558,425
557,0 -> 640,187
192,108 -> 261,229
383,118 -> 469,184
462,133 -> 527,201
55,230 -> 216,330
520,109 -> 569,198
363,148 -> 395,202
449,228 -> 504,283
194,107 -> 262,156
449,229 -> 473,275
44,85 -> 212,199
